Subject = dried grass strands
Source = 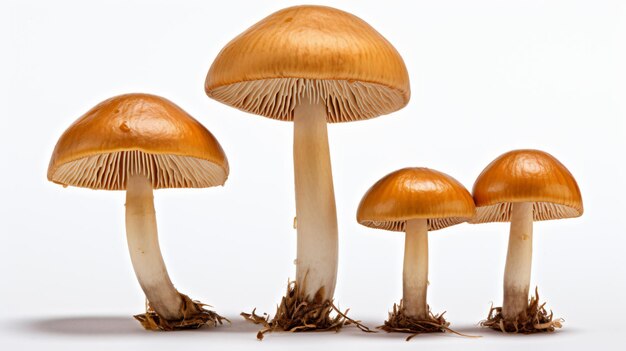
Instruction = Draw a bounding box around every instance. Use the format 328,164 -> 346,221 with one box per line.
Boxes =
480,288 -> 563,333
135,293 -> 229,331
241,281 -> 373,340
379,300 -> 478,341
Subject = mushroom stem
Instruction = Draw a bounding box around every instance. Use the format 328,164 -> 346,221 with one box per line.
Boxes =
403,218 -> 429,319
293,95 -> 338,302
502,202 -> 534,320
126,173 -> 183,320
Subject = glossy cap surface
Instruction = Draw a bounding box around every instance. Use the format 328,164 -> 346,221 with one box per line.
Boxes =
471,149 -> 583,223
205,5 -> 410,123
357,168 -> 475,232
48,93 -> 229,190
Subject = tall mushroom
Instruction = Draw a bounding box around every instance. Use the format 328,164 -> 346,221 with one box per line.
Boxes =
357,168 -> 475,339
471,149 -> 583,333
47,93 -> 230,330
206,5 -> 409,332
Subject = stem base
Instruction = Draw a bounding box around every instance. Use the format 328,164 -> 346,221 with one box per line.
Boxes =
240,281 -> 371,340
380,301 -> 463,341
481,288 -> 563,333
134,293 -> 229,331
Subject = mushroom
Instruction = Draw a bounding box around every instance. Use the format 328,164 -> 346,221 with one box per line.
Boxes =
357,168 -> 475,338
205,5 -> 409,332
47,93 -> 229,330
471,149 -> 583,333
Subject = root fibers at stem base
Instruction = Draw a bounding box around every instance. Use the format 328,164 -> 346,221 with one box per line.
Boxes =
241,281 -> 372,340
134,293 -> 228,331
379,301 -> 473,341
481,288 -> 563,333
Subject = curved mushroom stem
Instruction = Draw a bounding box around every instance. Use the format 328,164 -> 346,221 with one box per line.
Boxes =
502,202 -> 534,320
126,173 -> 183,320
403,218 -> 429,319
293,94 -> 338,302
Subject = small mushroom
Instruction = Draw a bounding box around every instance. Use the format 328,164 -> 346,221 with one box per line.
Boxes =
357,168 -> 475,337
206,5 -> 409,333
48,93 -> 229,330
471,149 -> 583,333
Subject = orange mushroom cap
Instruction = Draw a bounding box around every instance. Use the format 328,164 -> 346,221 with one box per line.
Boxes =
471,149 -> 583,223
48,93 -> 229,190
357,168 -> 475,232
205,5 -> 410,123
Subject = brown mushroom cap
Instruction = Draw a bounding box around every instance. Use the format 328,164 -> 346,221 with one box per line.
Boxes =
357,168 -> 475,232
48,93 -> 229,190
471,149 -> 583,223
205,5 -> 410,123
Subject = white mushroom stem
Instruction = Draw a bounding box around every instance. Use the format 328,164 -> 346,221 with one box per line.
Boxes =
126,173 -> 183,320
293,95 -> 338,302
403,218 -> 429,319
503,202 -> 534,320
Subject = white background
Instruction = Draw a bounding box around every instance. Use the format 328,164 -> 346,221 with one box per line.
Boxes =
1,0 -> 625,350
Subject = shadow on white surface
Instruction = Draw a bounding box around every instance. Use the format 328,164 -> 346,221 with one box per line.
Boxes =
19,315 -> 260,336
342,320 -> 579,340
21,316 -> 144,336
343,321 -> 484,340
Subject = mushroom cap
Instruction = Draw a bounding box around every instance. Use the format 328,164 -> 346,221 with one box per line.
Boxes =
471,149 -> 583,223
48,93 -> 229,190
205,5 -> 410,123
357,168 -> 475,232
